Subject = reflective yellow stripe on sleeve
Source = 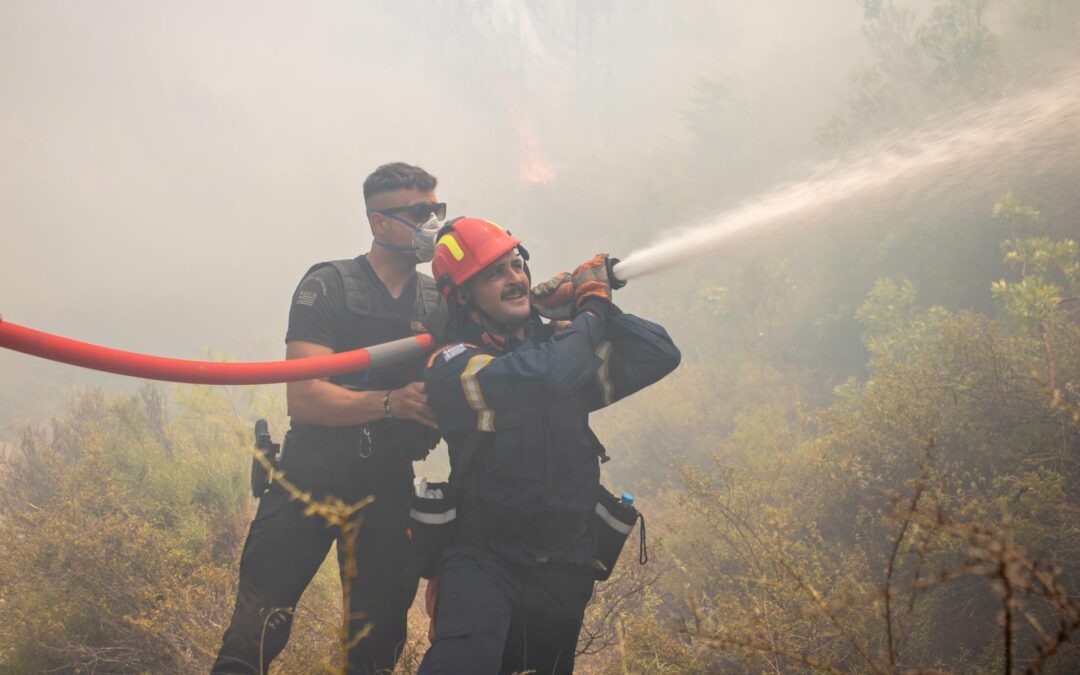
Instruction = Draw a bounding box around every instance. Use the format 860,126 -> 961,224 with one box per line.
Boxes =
460,354 -> 496,431
595,341 -> 614,406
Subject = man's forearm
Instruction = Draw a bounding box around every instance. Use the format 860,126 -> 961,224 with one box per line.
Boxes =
287,379 -> 388,426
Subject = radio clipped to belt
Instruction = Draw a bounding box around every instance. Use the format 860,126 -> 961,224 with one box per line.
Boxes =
251,419 -> 284,498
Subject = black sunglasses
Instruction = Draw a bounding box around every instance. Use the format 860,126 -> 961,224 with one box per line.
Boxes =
374,202 -> 447,223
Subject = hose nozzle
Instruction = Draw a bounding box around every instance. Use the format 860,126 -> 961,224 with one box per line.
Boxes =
607,257 -> 628,290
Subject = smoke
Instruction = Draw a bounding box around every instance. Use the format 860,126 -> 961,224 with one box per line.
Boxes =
613,66 -> 1080,281
0,0 -> 875,424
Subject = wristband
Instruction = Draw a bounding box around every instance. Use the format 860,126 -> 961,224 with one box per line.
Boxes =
383,390 -> 393,419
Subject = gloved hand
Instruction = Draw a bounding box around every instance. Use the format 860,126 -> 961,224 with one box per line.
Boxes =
572,254 -> 615,310
531,272 -> 574,320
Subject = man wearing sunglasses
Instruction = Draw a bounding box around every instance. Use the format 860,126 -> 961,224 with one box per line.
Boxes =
213,163 -> 445,674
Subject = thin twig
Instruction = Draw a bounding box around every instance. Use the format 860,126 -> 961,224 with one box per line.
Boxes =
885,440 -> 933,667
250,450 -> 373,674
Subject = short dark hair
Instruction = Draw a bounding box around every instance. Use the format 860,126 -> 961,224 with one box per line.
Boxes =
363,162 -> 437,201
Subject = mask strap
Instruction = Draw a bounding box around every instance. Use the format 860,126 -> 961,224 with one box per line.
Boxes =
368,211 -> 439,253
384,212 -> 422,232
366,209 -> 434,233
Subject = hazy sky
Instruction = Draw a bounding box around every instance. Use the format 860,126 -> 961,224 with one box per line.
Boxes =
0,1 -> 866,420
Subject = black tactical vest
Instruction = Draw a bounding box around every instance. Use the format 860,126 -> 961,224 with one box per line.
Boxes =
288,257 -> 442,464
302,257 -> 440,392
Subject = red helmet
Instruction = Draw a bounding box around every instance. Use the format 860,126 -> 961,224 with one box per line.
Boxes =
432,217 -> 522,296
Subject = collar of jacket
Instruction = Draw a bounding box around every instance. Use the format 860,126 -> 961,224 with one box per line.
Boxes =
458,310 -> 548,353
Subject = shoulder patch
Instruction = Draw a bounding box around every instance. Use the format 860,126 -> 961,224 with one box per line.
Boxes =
293,276 -> 324,306
441,343 -> 470,362
427,342 -> 478,367
295,289 -> 318,306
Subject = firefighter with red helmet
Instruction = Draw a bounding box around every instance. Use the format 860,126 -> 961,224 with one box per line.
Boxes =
417,218 -> 680,673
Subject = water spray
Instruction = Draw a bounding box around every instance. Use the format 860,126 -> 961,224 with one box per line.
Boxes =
2,69 -> 1077,384
611,67 -> 1080,283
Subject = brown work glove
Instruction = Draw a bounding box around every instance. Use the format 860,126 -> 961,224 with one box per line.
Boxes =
572,254 -> 615,311
531,272 -> 574,320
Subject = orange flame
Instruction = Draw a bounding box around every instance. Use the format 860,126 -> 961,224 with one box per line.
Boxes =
518,120 -> 557,184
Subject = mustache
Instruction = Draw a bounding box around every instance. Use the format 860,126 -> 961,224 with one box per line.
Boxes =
501,284 -> 528,300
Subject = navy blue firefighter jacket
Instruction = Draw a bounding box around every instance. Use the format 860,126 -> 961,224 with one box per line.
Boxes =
424,305 -> 681,567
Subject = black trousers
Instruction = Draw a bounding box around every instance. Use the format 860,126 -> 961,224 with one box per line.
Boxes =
212,442 -> 417,675
418,543 -> 596,675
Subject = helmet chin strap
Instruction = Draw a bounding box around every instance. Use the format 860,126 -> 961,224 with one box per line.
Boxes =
469,304 -> 523,339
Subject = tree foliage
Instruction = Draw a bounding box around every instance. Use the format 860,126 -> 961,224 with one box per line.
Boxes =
0,384 -> 341,673
3,0 -> 1080,672
588,201 -> 1080,673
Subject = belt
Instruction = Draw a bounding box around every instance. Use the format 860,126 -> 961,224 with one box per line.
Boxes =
459,503 -> 588,546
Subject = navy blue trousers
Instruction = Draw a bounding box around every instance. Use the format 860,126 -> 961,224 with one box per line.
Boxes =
418,544 -> 595,675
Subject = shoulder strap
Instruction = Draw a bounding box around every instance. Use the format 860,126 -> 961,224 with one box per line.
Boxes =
416,273 -> 440,315
326,258 -> 363,281
309,259 -> 438,318
293,260 -> 335,295
325,259 -> 374,315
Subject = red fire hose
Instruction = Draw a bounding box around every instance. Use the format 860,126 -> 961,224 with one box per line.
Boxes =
0,315 -> 437,385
